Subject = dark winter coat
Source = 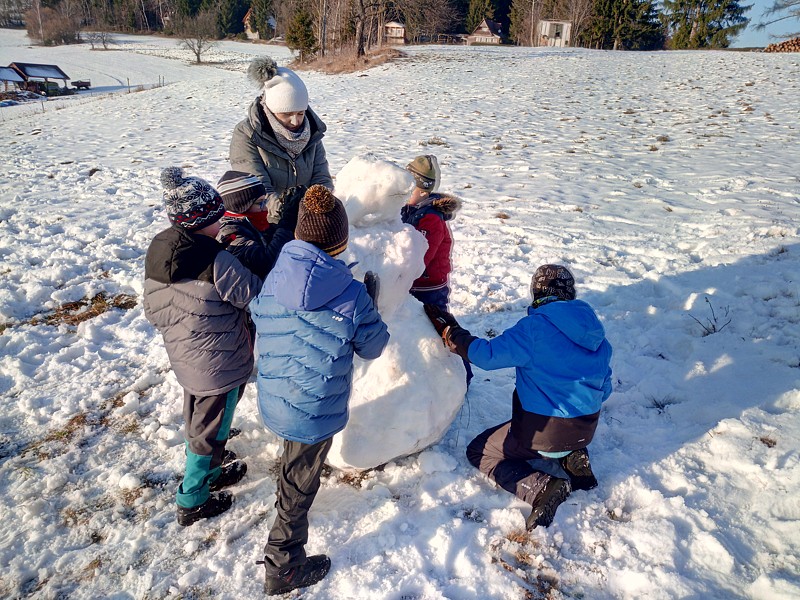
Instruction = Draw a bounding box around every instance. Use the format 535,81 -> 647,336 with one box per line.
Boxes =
466,300 -> 613,452
400,193 -> 460,293
217,215 -> 294,280
143,225 -> 263,396
250,240 -> 390,444
229,100 -> 333,221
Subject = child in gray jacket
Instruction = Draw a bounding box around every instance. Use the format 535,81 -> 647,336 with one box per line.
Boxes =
143,167 -> 263,526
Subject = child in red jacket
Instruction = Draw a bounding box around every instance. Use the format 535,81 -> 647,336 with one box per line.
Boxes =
402,155 -> 472,384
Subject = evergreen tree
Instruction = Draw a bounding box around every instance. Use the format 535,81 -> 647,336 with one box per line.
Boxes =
249,0 -> 274,39
216,0 -> 249,35
466,0 -> 494,32
588,0 -> 665,49
662,0 -> 750,48
757,0 -> 800,39
285,6 -> 317,61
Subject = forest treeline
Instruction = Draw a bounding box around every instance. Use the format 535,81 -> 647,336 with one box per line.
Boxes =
0,0 -> 772,56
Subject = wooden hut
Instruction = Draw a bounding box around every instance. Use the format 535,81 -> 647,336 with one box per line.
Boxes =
537,20 -> 572,47
467,18 -> 502,45
384,21 -> 406,45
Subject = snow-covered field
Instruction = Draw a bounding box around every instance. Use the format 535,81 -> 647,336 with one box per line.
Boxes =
1,28 -> 800,599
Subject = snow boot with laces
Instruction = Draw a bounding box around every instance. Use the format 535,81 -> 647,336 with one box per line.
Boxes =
176,491 -> 233,526
209,460 -> 247,492
525,476 -> 571,530
559,448 -> 598,491
260,554 -> 331,596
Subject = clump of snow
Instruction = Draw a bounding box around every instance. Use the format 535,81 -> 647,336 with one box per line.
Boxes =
328,156 -> 467,470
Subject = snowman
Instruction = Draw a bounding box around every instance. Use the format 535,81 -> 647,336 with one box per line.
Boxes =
325,154 -> 467,470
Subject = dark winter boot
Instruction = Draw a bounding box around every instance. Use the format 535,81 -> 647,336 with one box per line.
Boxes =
525,477 -> 571,530
261,554 -> 331,596
559,448 -> 598,491
228,427 -> 242,439
176,491 -> 233,527
209,460 -> 247,492
221,449 -> 237,465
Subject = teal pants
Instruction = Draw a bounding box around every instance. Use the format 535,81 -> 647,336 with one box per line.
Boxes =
176,384 -> 245,508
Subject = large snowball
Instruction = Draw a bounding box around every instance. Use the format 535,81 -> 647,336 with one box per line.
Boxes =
328,155 -> 467,470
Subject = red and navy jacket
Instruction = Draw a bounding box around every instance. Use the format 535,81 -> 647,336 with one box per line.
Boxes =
400,193 -> 461,293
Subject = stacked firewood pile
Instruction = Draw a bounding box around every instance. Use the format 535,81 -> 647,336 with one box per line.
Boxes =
764,37 -> 800,52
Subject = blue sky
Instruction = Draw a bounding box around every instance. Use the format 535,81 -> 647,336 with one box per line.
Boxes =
733,0 -> 799,47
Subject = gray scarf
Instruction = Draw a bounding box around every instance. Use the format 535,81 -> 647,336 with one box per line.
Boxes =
262,100 -> 311,159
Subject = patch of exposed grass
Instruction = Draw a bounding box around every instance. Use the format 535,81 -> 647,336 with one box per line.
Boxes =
759,435 -> 777,448
11,292 -> 138,331
293,47 -> 406,75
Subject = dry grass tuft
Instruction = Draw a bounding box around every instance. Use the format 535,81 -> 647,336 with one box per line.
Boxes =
759,435 -> 777,448
293,47 -> 406,75
21,292 -> 137,329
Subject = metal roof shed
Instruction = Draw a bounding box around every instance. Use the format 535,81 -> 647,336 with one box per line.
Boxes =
9,62 -> 70,81
0,66 -> 25,91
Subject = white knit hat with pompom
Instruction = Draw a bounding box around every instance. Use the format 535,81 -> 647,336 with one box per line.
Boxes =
247,56 -> 308,114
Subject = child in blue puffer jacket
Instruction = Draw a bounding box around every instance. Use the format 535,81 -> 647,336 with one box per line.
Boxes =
250,185 -> 389,596
425,264 -> 612,531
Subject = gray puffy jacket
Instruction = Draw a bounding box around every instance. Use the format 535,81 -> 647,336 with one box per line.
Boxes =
143,226 -> 263,396
229,100 -> 333,223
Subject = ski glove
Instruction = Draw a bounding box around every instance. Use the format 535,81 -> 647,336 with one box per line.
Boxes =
424,304 -> 476,362
424,304 -> 458,336
277,185 -> 307,231
364,271 -> 380,310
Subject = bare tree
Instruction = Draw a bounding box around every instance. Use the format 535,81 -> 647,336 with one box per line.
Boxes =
562,0 -> 594,44
175,8 -> 219,63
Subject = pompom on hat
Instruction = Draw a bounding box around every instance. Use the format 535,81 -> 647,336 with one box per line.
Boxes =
217,170 -> 266,214
406,155 -> 441,192
161,167 -> 224,231
295,185 -> 349,257
530,264 -> 576,302
247,56 -> 308,114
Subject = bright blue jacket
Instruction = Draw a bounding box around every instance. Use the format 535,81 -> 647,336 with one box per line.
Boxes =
250,240 -> 389,444
468,300 -> 612,418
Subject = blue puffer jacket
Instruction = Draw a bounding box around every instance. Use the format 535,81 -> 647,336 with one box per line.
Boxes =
250,240 -> 389,444
468,300 -> 612,418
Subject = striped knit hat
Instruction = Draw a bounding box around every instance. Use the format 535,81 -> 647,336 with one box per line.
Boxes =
295,185 -> 349,257
217,170 -> 266,213
161,167 -> 224,231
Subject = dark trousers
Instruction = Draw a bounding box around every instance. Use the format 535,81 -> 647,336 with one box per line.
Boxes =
176,384 -> 245,508
466,421 -> 555,507
263,436 -> 333,574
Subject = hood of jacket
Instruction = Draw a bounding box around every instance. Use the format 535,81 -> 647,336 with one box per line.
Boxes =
428,193 -> 461,220
145,225 -> 221,284
401,192 -> 462,226
246,100 -> 327,156
267,240 -> 353,311
529,299 -> 607,352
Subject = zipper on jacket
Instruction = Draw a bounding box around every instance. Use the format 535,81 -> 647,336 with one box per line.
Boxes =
290,159 -> 297,184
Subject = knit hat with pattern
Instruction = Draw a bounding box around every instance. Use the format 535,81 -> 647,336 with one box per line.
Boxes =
530,264 -> 576,302
161,167 -> 224,231
406,155 -> 441,192
217,170 -> 266,214
247,56 -> 308,114
295,185 -> 349,257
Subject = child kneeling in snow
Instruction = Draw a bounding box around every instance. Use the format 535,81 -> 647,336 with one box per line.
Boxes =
425,265 -> 613,530
250,185 -> 389,595
143,168 -> 262,526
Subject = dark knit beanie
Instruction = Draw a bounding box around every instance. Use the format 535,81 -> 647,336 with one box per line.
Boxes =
295,185 -> 349,257
530,264 -> 576,302
217,170 -> 266,213
406,155 -> 441,192
161,167 -> 224,231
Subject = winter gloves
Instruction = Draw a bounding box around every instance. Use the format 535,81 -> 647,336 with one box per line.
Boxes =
364,271 -> 380,310
276,185 -> 307,231
423,304 -> 476,361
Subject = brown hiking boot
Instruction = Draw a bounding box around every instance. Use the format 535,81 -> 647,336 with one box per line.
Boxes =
525,477 -> 571,530
559,448 -> 598,491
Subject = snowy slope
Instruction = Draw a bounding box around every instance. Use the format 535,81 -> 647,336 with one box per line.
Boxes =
1,28 -> 799,599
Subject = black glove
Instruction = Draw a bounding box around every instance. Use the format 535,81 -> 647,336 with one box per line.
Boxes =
424,304 -> 459,337
277,185 -> 307,231
364,271 -> 380,310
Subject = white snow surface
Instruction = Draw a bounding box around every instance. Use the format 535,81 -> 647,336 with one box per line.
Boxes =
1,28 -> 800,600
